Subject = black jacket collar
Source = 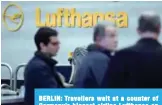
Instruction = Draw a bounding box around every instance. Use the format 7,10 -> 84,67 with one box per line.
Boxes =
35,51 -> 58,67
87,44 -> 112,57
137,38 -> 161,47
35,51 -> 64,88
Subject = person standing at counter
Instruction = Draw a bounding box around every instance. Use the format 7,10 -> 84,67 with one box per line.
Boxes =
24,27 -> 64,105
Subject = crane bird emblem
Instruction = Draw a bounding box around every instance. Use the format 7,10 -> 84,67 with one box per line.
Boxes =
2,3 -> 24,32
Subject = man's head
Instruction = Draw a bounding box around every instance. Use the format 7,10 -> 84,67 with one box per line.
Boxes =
137,11 -> 161,38
93,22 -> 118,51
34,27 -> 60,57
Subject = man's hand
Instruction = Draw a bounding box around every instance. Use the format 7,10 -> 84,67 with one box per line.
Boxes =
57,72 -> 74,88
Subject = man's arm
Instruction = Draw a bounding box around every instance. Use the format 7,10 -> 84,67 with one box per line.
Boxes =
74,54 -> 110,88
74,55 -> 101,88
73,58 -> 91,88
90,55 -> 110,87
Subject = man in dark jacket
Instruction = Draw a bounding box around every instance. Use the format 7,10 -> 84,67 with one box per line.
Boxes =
103,11 -> 162,88
24,27 -> 64,105
74,22 -> 118,88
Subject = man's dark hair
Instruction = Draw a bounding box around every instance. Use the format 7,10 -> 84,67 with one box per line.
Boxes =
138,11 -> 161,34
34,27 -> 58,50
93,21 -> 115,41
93,24 -> 106,41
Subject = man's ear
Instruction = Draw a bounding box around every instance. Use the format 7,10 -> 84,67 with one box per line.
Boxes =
157,25 -> 161,34
40,42 -> 45,49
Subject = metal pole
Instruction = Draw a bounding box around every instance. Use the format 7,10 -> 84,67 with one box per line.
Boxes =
13,63 -> 26,91
1,63 -> 13,90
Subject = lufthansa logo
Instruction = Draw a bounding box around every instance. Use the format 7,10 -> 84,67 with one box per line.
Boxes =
2,3 -> 24,32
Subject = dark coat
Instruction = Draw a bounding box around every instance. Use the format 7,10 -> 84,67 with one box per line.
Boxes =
24,51 -> 64,105
74,44 -> 112,88
102,38 -> 162,88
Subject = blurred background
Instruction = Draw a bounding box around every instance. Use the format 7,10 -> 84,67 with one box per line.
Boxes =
1,1 -> 162,79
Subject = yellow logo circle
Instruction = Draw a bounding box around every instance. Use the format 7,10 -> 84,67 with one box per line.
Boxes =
2,3 -> 24,32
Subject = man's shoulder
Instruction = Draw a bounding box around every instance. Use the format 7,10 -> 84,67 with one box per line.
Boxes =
117,43 -> 162,56
25,56 -> 47,72
116,45 -> 136,55
113,45 -> 138,61
85,51 -> 110,62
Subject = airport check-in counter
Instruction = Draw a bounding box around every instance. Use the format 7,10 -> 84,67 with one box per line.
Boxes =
1,95 -> 24,105
1,63 -> 25,105
1,87 -> 25,105
1,63 -> 73,105
1,84 -> 25,105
